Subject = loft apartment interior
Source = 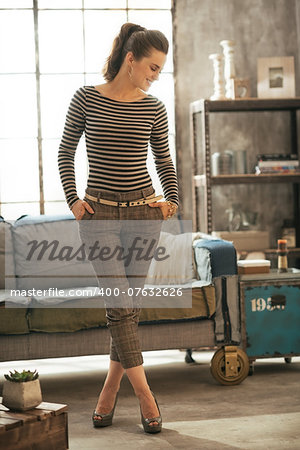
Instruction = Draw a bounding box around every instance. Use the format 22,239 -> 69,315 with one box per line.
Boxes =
0,1 -> 300,449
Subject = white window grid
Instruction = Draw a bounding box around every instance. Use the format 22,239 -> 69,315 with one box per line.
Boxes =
0,0 -> 174,219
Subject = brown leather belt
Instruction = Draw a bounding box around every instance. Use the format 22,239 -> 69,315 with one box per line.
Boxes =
85,192 -> 163,207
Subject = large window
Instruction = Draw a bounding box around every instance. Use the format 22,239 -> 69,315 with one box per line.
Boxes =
0,0 -> 174,219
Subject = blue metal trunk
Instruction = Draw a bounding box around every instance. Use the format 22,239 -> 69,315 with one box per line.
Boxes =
240,272 -> 300,359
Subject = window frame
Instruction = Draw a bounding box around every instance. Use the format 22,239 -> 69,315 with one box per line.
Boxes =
0,0 -> 175,217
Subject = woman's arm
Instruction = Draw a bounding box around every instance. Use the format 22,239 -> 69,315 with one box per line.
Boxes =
150,99 -> 179,208
58,87 -> 86,210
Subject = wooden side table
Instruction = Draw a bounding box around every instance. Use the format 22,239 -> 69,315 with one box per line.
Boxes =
0,399 -> 68,450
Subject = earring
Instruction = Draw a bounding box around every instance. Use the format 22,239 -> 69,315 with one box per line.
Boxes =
128,66 -> 133,80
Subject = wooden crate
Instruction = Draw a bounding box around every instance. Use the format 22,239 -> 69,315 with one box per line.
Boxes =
0,399 -> 68,450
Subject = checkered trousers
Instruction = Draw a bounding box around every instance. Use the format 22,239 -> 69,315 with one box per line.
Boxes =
78,186 -> 162,369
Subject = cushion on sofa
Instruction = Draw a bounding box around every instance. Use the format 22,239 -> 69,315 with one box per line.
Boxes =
26,285 -> 215,333
0,219 -> 16,290
145,231 -> 196,285
27,301 -> 108,332
139,285 -> 215,323
12,215 -> 98,290
0,290 -> 31,306
0,305 -> 30,334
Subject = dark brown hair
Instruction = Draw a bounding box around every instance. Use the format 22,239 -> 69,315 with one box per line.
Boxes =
103,23 -> 169,82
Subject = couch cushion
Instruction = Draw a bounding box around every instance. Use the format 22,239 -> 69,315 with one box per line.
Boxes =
27,285 -> 215,332
0,219 -> 16,290
140,285 -> 215,323
145,232 -> 196,285
27,300 -> 108,332
0,290 -> 31,306
0,304 -> 30,334
12,215 -> 98,290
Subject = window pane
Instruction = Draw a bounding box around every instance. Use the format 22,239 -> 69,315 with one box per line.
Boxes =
43,138 -> 88,202
44,201 -> 71,216
0,139 -> 40,202
0,0 -> 32,7
0,74 -> 37,138
85,73 -> 105,86
1,203 -> 40,222
74,138 -> 89,200
128,10 -> 173,72
0,11 -> 35,73
128,0 -> 171,9
43,139 -> 67,202
84,10 -> 127,73
84,0 -> 126,7
149,73 -> 174,134
40,74 -> 84,139
38,0 -> 82,8
169,133 -> 176,164
39,11 -> 84,73
147,133 -> 175,198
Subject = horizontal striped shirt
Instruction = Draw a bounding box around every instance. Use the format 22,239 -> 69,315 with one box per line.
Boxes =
58,86 -> 179,209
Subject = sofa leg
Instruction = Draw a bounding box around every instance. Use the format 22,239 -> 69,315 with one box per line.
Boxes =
185,349 -> 196,364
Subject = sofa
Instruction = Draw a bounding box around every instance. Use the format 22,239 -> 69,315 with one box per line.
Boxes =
0,214 -> 239,364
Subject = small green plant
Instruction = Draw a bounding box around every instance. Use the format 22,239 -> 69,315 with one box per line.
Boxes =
4,369 -> 39,383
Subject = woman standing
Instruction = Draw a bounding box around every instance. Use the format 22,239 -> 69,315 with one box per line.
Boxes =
58,23 -> 178,434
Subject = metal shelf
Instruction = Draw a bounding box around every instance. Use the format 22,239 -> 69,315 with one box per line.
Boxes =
191,98 -> 300,113
211,173 -> 300,185
190,98 -> 300,250
265,247 -> 300,256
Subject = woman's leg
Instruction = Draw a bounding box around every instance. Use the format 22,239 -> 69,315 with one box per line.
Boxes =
80,188 -> 162,425
119,213 -> 161,425
126,364 -> 160,426
94,361 -> 159,426
94,360 -> 124,418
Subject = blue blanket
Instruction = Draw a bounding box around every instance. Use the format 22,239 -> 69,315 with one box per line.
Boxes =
194,238 -> 237,279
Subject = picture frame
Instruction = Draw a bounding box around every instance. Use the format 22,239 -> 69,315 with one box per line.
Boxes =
231,78 -> 251,99
257,56 -> 296,98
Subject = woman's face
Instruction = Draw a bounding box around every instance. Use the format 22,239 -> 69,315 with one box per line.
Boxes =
129,49 -> 167,91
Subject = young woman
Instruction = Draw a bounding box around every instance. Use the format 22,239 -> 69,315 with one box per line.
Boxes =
58,23 -> 179,434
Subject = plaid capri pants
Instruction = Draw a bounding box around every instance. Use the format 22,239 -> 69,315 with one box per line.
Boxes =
78,186 -> 163,369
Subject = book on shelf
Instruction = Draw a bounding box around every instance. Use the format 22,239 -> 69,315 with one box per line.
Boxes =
255,166 -> 300,175
257,153 -> 298,161
258,160 -> 299,168
255,153 -> 300,174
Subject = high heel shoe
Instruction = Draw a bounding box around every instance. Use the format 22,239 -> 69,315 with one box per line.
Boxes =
92,392 -> 118,428
140,391 -> 162,434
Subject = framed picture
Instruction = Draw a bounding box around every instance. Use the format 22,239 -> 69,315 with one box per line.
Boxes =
257,56 -> 295,98
231,78 -> 251,99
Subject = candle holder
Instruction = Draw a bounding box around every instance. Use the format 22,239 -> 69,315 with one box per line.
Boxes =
209,53 -> 226,100
220,40 -> 236,99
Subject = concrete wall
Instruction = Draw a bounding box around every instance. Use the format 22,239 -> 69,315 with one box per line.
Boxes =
173,0 -> 299,247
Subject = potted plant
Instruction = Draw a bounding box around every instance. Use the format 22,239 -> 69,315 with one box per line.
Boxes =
2,369 -> 42,411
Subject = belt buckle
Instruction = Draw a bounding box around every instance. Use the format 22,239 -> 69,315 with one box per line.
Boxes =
118,201 -> 128,207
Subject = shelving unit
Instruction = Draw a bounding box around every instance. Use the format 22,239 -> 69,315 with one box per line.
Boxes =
190,98 -> 300,250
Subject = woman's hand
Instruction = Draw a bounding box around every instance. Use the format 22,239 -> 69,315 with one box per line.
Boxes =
71,199 -> 94,220
149,201 -> 177,220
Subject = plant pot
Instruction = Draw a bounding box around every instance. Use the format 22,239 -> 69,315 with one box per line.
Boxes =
2,379 -> 42,411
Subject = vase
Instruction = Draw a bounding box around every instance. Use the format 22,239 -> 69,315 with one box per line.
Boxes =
2,379 -> 42,411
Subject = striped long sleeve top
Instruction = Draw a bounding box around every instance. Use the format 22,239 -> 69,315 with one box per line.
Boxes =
58,86 -> 179,209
